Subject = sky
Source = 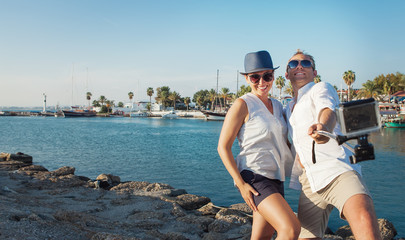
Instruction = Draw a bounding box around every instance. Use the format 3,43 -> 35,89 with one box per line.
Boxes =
1,0 -> 404,107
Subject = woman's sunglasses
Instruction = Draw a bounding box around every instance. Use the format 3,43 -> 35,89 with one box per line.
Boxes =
248,72 -> 274,84
287,60 -> 313,69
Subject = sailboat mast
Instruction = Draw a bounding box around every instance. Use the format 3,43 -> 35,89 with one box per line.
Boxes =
215,69 -> 219,111
71,64 -> 74,107
42,93 -> 47,113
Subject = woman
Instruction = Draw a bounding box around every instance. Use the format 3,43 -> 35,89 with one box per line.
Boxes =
218,50 -> 300,240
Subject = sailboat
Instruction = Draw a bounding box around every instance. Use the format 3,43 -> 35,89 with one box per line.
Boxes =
201,69 -> 227,121
62,106 -> 97,117
62,65 -> 97,117
201,110 -> 226,121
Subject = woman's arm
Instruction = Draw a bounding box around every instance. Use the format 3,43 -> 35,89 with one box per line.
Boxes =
217,98 -> 259,211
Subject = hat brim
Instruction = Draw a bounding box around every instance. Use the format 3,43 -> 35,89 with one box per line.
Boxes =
240,66 -> 280,75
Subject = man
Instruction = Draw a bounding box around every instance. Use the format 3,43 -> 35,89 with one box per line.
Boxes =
285,49 -> 381,240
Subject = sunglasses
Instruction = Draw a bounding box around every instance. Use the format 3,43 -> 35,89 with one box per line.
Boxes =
248,72 -> 274,84
287,60 -> 313,69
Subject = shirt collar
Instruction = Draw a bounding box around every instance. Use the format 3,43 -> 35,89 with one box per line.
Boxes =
296,81 -> 315,103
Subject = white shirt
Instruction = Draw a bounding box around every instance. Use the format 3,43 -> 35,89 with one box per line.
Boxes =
236,93 -> 293,181
286,82 -> 361,192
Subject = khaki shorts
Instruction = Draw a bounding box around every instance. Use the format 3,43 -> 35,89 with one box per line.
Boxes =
298,170 -> 370,239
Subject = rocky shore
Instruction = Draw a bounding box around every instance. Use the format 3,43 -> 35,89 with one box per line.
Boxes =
0,152 -> 401,240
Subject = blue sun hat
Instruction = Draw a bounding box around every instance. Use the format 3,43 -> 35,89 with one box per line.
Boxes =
240,50 -> 279,74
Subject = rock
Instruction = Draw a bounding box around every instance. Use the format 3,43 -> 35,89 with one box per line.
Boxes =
0,152 -> 32,163
171,203 -> 187,217
18,165 -> 49,176
158,188 -> 187,197
0,152 -> 401,240
0,152 -> 11,161
215,208 -> 251,225
90,232 -> 141,240
323,235 -> 343,240
147,230 -> 189,240
207,219 -> 233,233
2,186 -> 17,193
110,181 -> 151,193
335,225 -> 353,239
51,166 -> 75,176
51,174 -> 90,187
144,182 -> 173,192
378,218 -> 397,240
335,218 -> 397,240
19,165 -> 48,172
177,214 -> 215,232
95,173 -> 121,189
229,203 -> 253,215
197,202 -> 222,216
0,160 -> 32,170
110,181 -> 187,198
164,193 -> 211,210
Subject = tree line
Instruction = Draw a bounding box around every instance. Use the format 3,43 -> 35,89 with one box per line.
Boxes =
85,71 -> 404,113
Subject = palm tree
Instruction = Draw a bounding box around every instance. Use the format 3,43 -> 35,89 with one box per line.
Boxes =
105,100 -> 113,114
196,95 -> 204,109
92,100 -> 100,107
99,96 -> 106,106
184,97 -> 191,111
168,91 -> 181,110
128,92 -> 134,116
147,87 -> 154,112
399,74 -> 405,90
357,80 -> 381,100
128,92 -> 134,102
220,87 -> 230,111
86,92 -> 92,108
155,86 -> 170,110
208,89 -> 217,111
275,76 -> 285,100
161,91 -> 169,110
314,75 -> 321,83
343,70 -> 356,101
284,81 -> 294,97
239,85 -> 251,96
383,81 -> 395,102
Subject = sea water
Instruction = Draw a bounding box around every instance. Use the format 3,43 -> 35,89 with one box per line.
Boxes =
1,116 -> 404,236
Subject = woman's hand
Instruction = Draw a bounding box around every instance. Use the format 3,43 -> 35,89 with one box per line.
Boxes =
237,182 -> 259,212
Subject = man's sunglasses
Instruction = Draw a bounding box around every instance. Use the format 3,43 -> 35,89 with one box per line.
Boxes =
248,72 -> 274,84
287,60 -> 313,69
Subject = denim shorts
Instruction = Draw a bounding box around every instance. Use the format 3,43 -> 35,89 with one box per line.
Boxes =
240,170 -> 284,206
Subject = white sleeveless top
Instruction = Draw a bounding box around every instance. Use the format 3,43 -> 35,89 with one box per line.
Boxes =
235,93 -> 293,181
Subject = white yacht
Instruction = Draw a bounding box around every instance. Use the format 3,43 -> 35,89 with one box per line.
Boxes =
130,111 -> 148,117
161,110 -> 178,119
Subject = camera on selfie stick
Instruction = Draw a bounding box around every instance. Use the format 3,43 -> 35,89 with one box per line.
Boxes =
316,98 -> 381,164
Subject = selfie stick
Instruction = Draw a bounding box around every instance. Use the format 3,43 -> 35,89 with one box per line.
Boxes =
315,130 -> 374,164
315,130 -> 355,152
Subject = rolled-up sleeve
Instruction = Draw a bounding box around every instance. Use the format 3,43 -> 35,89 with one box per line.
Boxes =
312,82 -> 339,117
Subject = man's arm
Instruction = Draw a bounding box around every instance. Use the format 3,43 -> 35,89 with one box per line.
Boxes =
308,107 -> 336,144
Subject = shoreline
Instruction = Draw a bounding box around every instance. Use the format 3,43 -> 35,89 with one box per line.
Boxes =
0,110 -> 207,119
0,152 -> 400,240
